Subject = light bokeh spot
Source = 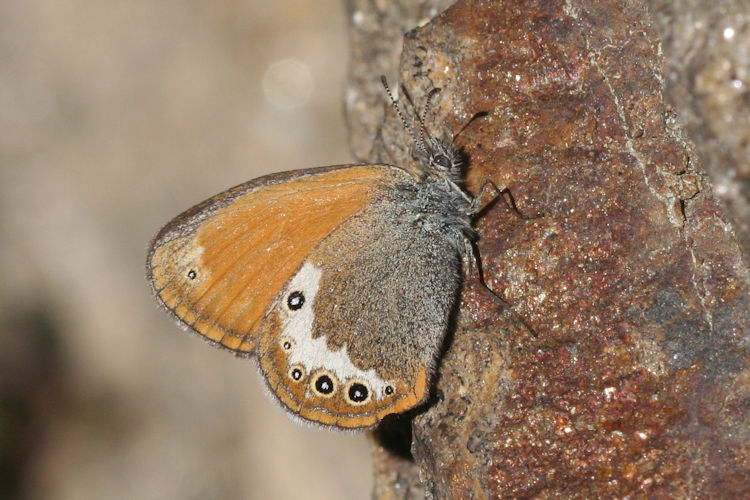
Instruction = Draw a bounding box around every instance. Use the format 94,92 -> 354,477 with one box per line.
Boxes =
262,59 -> 314,110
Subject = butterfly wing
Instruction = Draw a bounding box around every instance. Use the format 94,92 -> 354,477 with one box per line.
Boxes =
147,165 -> 399,354
257,182 -> 463,428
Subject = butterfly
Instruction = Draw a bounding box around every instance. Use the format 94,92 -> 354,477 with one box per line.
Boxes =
147,78 -> 492,429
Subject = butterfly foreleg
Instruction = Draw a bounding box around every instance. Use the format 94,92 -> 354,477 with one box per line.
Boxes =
468,180 -> 505,216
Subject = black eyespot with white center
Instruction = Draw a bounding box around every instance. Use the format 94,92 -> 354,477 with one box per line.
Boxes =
187,269 -> 197,280
282,340 -> 292,351
347,383 -> 369,404
314,375 -> 334,395
287,291 -> 305,310
385,385 -> 394,396
289,366 -> 304,381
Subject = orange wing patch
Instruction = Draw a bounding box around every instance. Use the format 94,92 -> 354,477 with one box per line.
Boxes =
148,165 -> 397,353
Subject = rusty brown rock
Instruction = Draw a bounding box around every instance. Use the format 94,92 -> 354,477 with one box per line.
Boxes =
346,0 -> 750,497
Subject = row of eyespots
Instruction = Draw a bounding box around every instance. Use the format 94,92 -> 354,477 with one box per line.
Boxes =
284,358 -> 394,405
281,290 -> 394,404
286,364 -> 374,404
281,337 -> 396,400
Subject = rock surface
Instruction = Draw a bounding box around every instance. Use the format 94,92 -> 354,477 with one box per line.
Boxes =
346,0 -> 750,497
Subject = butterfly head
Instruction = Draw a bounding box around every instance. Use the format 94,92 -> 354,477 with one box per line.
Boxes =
380,77 -> 466,187
420,134 -> 464,184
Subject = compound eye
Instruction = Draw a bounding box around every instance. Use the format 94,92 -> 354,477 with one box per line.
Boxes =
433,154 -> 451,169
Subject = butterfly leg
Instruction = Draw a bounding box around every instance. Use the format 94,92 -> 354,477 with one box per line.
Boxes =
464,184 -> 541,337
459,232 -> 491,295
461,234 -> 479,275
468,180 -> 504,215
470,181 -> 542,222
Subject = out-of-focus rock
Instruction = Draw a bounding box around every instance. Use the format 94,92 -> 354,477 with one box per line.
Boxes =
651,0 -> 750,255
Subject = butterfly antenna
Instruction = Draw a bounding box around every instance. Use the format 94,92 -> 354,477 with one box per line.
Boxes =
380,76 -> 426,155
452,111 -> 488,142
417,87 -> 440,150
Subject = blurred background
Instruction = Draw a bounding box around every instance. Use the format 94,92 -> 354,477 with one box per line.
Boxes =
0,1 -> 374,499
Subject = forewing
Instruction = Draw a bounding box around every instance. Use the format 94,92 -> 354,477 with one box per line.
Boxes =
147,165 -> 396,354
